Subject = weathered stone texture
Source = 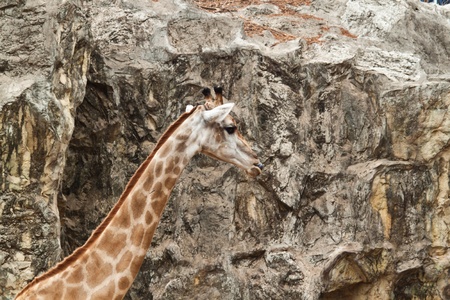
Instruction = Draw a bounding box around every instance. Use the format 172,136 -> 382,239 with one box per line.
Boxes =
0,0 -> 90,298
2,0 -> 450,299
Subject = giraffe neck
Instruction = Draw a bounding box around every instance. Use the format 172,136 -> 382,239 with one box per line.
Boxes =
15,109 -> 202,300
80,131 -> 197,298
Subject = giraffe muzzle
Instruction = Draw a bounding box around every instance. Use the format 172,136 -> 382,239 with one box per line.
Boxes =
247,163 -> 263,177
254,163 -> 264,170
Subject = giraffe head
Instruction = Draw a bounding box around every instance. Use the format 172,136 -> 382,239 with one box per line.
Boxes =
186,87 -> 263,177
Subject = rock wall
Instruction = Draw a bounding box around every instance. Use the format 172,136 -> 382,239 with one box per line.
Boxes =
1,0 -> 450,299
0,0 -> 90,298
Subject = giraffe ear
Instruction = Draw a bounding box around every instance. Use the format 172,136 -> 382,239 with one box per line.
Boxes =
202,103 -> 234,123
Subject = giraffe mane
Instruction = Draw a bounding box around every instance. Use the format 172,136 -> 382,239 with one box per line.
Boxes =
16,105 -> 199,297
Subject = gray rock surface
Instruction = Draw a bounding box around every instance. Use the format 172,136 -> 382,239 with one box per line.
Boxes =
1,0 -> 450,299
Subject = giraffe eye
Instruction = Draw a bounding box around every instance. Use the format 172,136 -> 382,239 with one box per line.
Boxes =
224,126 -> 237,134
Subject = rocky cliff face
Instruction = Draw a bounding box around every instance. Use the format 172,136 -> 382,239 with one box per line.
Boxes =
2,0 -> 450,299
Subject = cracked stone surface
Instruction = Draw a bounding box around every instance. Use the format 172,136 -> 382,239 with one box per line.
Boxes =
2,0 -> 450,299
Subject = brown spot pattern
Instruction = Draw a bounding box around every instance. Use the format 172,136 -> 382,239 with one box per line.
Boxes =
98,230 -> 127,258
130,224 -> 145,247
164,160 -> 175,174
175,133 -> 189,141
175,128 -> 192,140
143,177 -> 154,191
91,281 -> 116,299
61,270 -> 69,279
151,198 -> 167,216
130,255 -> 145,275
152,181 -> 167,200
154,161 -> 163,178
145,210 -> 153,225
41,281 -> 63,298
130,190 -> 147,219
141,226 -> 157,250
116,251 -> 133,273
86,252 -> 113,288
78,253 -> 89,265
173,166 -> 181,175
115,207 -> 131,228
66,266 -> 84,284
65,287 -> 87,300
118,276 -> 131,290
175,141 -> 187,152
164,176 -> 177,190
157,189 -> 168,199
153,181 -> 162,192
159,144 -> 172,158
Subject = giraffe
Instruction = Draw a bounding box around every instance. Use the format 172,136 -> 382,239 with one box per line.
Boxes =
15,87 -> 263,300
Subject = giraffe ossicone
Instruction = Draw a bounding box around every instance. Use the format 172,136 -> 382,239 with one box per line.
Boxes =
15,87 -> 263,300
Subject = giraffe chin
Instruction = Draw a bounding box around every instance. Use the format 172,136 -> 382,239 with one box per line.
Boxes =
246,166 -> 262,177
